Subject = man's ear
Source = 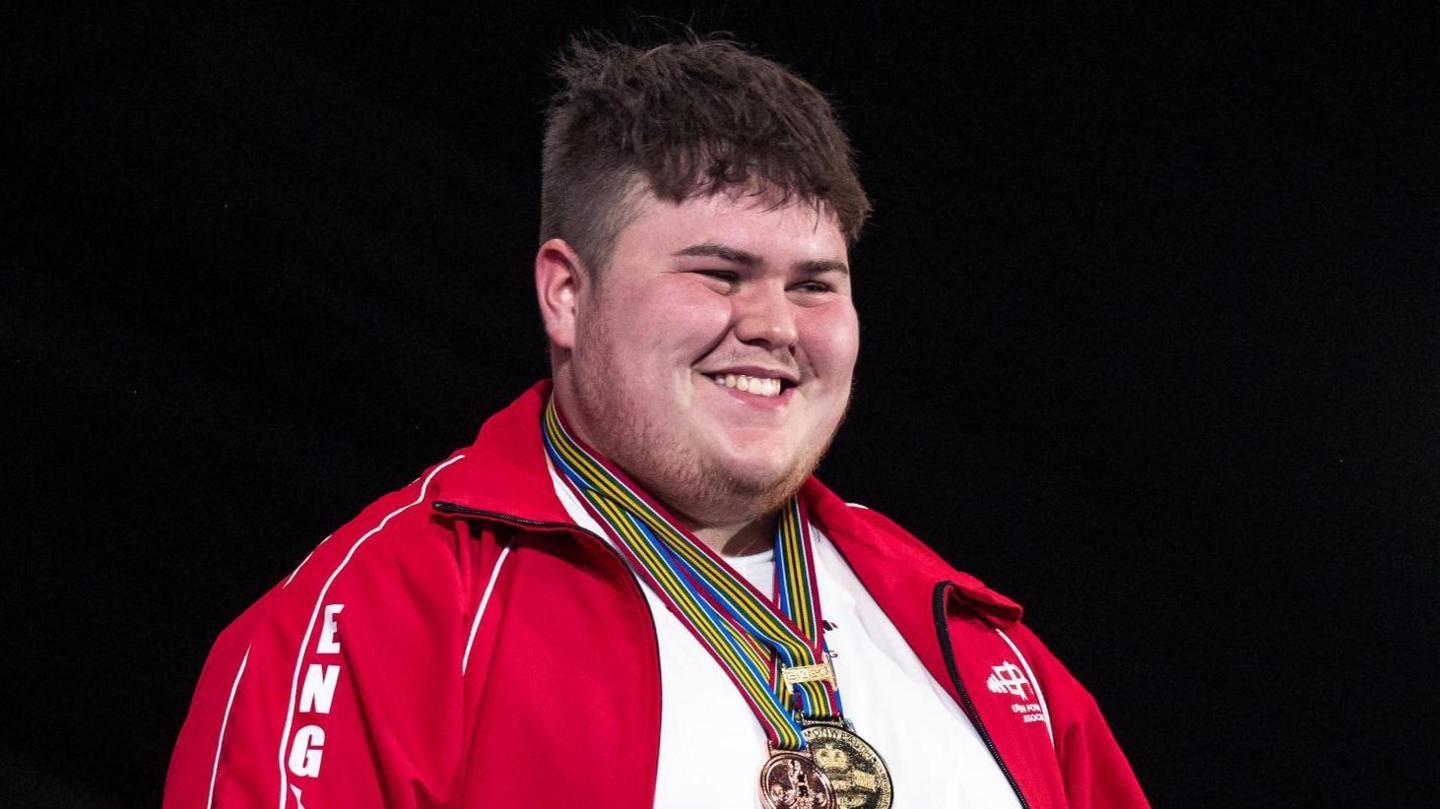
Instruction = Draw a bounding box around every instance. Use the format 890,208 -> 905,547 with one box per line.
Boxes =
535,238 -> 588,350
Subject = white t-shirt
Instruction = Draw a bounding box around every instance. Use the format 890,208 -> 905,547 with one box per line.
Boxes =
549,466 -> 1023,808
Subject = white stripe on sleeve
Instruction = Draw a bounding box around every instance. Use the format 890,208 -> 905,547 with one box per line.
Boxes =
274,455 -> 465,809
462,542 -> 512,675
995,627 -> 1054,748
207,645 -> 251,809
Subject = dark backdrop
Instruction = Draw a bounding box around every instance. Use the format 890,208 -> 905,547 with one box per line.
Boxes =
6,3 -> 1438,806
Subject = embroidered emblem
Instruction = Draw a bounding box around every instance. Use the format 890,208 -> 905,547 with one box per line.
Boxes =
985,661 -> 1032,699
987,660 -> 1048,725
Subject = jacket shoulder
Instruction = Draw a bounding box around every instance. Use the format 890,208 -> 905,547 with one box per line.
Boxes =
814,485 -> 1147,807
836,498 -> 1025,623
276,453 -> 470,599
995,621 -> 1150,808
165,452 -> 482,809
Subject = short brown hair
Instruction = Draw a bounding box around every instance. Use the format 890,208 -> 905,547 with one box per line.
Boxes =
540,35 -> 871,274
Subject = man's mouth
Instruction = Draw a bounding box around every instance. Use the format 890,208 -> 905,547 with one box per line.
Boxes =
706,373 -> 789,398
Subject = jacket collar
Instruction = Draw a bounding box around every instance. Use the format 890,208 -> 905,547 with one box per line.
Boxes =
428,380 -> 574,525
799,477 -> 1022,625
430,380 -> 1021,625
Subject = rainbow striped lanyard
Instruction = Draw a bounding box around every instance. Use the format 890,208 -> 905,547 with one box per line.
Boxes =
542,399 -> 843,751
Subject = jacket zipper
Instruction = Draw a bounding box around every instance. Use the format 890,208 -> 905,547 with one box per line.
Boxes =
433,500 -> 579,530
933,581 -> 1032,809
432,499 -> 663,807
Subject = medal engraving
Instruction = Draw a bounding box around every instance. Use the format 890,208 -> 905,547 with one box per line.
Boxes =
781,662 -> 838,690
759,750 -> 835,809
801,725 -> 893,809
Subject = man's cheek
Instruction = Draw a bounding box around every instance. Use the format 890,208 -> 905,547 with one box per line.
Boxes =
656,301 -> 730,346
804,313 -> 860,373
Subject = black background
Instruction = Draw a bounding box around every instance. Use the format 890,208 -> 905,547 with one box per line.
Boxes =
6,3 -> 1439,807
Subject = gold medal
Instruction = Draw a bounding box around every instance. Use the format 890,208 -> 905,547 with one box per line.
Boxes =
759,749 -> 835,809
802,723 -> 893,809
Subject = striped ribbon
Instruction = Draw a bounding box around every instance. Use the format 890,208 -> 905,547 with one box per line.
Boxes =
542,399 -> 842,750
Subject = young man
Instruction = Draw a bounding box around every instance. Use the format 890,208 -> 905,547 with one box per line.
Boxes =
165,38 -> 1148,809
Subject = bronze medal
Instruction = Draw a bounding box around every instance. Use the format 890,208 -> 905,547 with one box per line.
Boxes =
802,723 -> 894,809
759,749 -> 836,809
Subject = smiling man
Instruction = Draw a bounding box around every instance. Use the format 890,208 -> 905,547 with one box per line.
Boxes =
540,191 -> 858,558
165,37 -> 1148,809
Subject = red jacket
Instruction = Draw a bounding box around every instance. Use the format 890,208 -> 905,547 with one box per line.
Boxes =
165,382 -> 1148,808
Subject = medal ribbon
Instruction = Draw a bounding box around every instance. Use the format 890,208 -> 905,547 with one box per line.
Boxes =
542,399 -> 842,750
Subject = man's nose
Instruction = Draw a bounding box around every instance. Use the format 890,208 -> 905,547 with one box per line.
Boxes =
733,283 -> 799,348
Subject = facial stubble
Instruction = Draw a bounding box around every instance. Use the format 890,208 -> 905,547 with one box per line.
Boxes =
569,308 -> 849,531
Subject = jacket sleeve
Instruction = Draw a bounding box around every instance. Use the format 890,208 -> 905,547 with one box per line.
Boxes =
1053,684 -> 1150,809
1008,622 -> 1150,809
164,484 -> 477,809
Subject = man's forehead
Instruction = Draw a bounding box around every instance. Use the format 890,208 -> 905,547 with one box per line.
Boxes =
623,184 -> 848,260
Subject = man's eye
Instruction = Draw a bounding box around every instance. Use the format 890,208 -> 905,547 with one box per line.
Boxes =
694,270 -> 739,284
792,281 -> 831,293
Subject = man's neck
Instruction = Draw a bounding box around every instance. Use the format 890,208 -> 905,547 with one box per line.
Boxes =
691,511 -> 780,558
547,383 -> 782,558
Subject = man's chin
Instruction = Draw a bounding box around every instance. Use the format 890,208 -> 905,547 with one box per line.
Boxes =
705,445 -> 791,484
711,456 -> 812,507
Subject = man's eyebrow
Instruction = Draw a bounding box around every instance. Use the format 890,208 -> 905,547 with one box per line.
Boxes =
674,243 -> 849,275
673,243 -> 760,266
796,259 -> 849,276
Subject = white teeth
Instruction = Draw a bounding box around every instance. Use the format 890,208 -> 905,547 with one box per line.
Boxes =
709,373 -> 784,398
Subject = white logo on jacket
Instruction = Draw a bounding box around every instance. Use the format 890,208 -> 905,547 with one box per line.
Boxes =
986,661 -> 1032,698
987,660 -> 1047,724
288,603 -> 345,778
